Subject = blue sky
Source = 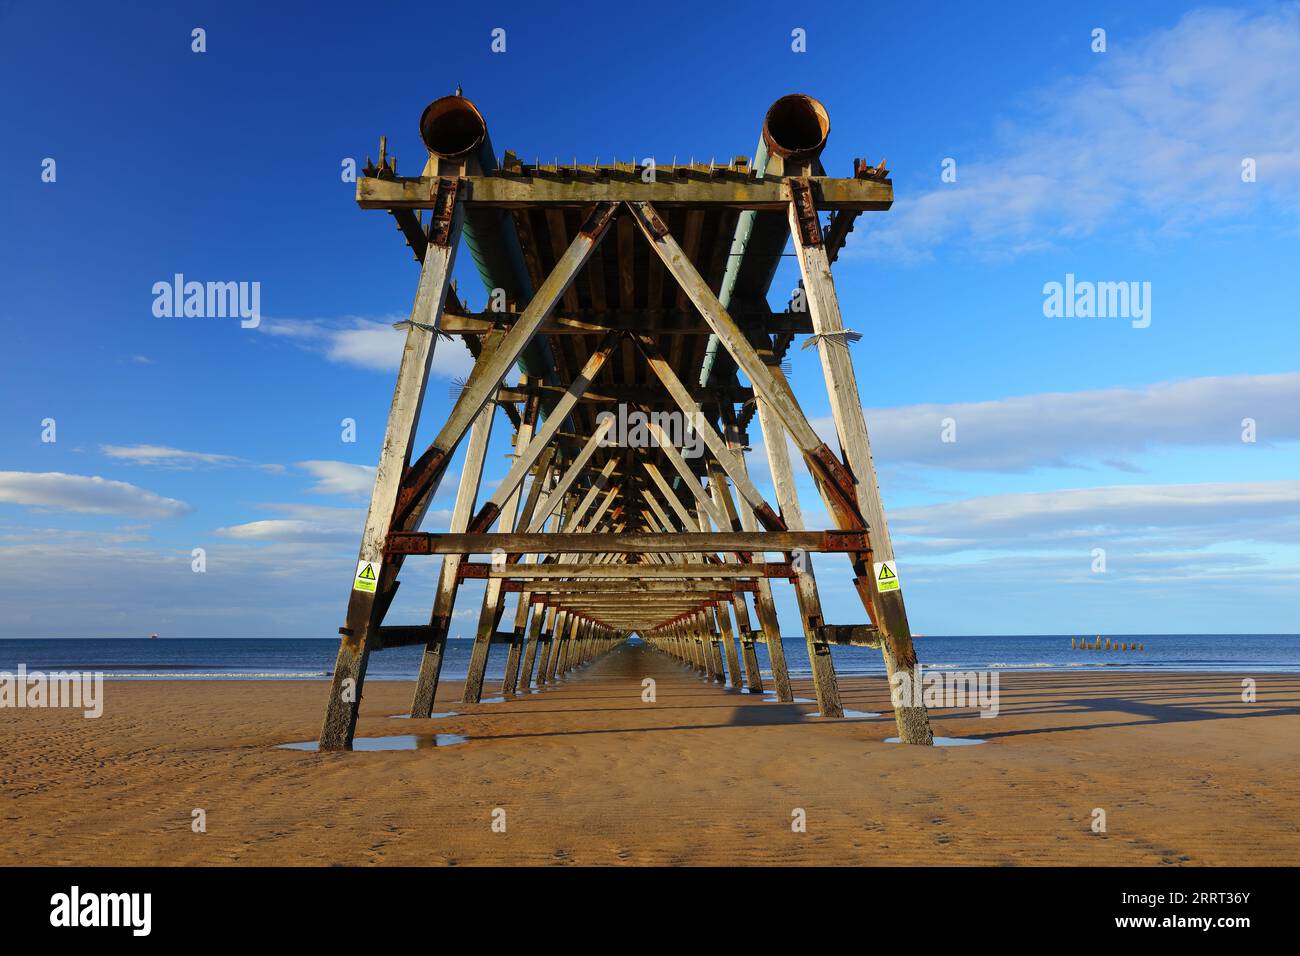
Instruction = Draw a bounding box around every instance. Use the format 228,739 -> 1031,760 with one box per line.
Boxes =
1,0 -> 1297,638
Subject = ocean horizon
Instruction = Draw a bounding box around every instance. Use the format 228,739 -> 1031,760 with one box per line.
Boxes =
1,634 -> 1297,680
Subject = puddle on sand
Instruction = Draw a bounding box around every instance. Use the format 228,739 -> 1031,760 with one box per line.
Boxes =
474,696 -> 506,704
884,736 -> 986,746
278,734 -> 469,752
387,712 -> 459,720
804,709 -> 881,718
764,694 -> 815,704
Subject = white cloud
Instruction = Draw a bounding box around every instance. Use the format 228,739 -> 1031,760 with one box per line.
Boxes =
216,503 -> 365,543
260,315 -> 474,377
0,472 -> 191,518
215,502 -> 455,544
853,7 -> 1300,261
298,460 -> 376,498
100,444 -> 240,467
892,478 -> 1300,554
215,519 -> 352,543
850,371 -> 1300,473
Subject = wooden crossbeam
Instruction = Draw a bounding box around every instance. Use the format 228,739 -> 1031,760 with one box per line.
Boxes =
461,561 -> 793,579
358,174 -> 892,211
393,201 -> 618,532
388,530 -> 868,556
436,309 -> 815,337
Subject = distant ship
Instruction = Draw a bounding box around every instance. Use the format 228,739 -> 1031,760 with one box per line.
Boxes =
149,633 -> 159,640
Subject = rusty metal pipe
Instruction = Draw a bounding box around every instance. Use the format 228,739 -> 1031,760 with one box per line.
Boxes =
762,93 -> 830,160
700,94 -> 831,388
418,92 -> 560,394
419,95 -> 489,159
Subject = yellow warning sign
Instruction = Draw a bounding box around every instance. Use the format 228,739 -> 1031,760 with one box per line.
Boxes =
353,559 -> 379,593
873,560 -> 899,593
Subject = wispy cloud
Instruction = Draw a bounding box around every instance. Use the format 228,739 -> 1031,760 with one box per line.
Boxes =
893,478 -> 1300,556
215,503 -> 364,543
260,315 -> 475,377
298,460 -> 376,499
854,7 -> 1300,262
0,471 -> 191,518
100,444 -> 241,467
849,372 -> 1300,473
215,502 -> 452,543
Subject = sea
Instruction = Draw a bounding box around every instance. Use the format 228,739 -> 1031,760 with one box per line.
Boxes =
0,635 -> 1297,680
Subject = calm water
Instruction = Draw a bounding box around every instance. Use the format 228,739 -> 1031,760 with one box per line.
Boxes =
0,634 -> 1297,679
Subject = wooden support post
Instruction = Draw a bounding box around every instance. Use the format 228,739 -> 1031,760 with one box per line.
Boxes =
535,607 -> 558,685
319,197 -> 464,750
546,611 -> 570,681
410,401 -> 495,717
786,183 -> 933,744
519,603 -> 548,691
461,399 -> 538,703
501,435 -> 554,696
754,397 -> 843,718
722,440 -> 793,701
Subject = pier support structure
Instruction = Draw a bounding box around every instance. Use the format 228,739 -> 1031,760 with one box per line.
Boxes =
318,91 -> 933,749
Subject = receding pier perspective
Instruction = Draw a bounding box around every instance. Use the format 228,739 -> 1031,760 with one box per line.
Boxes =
318,91 -> 935,749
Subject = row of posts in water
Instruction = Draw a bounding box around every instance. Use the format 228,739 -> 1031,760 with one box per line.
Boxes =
1072,637 -> 1144,652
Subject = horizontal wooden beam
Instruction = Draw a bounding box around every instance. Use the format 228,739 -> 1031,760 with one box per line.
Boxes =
496,382 -> 751,406
358,175 -> 892,211
815,623 -> 882,647
507,580 -> 756,594
388,530 -> 869,556
438,310 -> 814,337
375,624 -> 437,649
460,561 -> 794,580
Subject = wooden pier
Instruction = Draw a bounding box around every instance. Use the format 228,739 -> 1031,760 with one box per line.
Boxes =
318,91 -> 935,748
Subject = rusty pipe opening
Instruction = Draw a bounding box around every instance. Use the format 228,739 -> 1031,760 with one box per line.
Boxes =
419,94 -> 488,159
762,94 -> 830,160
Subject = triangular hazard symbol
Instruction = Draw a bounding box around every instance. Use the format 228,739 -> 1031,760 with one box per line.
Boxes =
358,563 -> 376,580
877,565 -> 896,581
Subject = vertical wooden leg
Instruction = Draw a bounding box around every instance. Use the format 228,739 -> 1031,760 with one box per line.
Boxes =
714,602 -> 742,689
502,606 -> 528,696
546,612 -> 569,681
462,580 -> 503,703
411,401 -> 496,717
788,192 -> 933,744
755,396 -> 843,717
752,583 -> 793,701
536,634 -> 554,685
733,594 -> 764,693
320,205 -> 464,750
519,603 -> 548,691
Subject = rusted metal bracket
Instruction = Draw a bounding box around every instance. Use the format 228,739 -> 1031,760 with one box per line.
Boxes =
391,445 -> 451,532
428,177 -> 464,247
821,529 -> 873,552
626,200 -> 669,238
789,177 -> 823,247
853,157 -> 889,181
809,443 -> 869,531
579,201 -> 619,238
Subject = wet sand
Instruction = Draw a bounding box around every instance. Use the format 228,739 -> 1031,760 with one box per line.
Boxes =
2,644 -> 1296,865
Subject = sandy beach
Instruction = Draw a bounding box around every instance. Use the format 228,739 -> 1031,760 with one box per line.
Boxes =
2,644 -> 1296,866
